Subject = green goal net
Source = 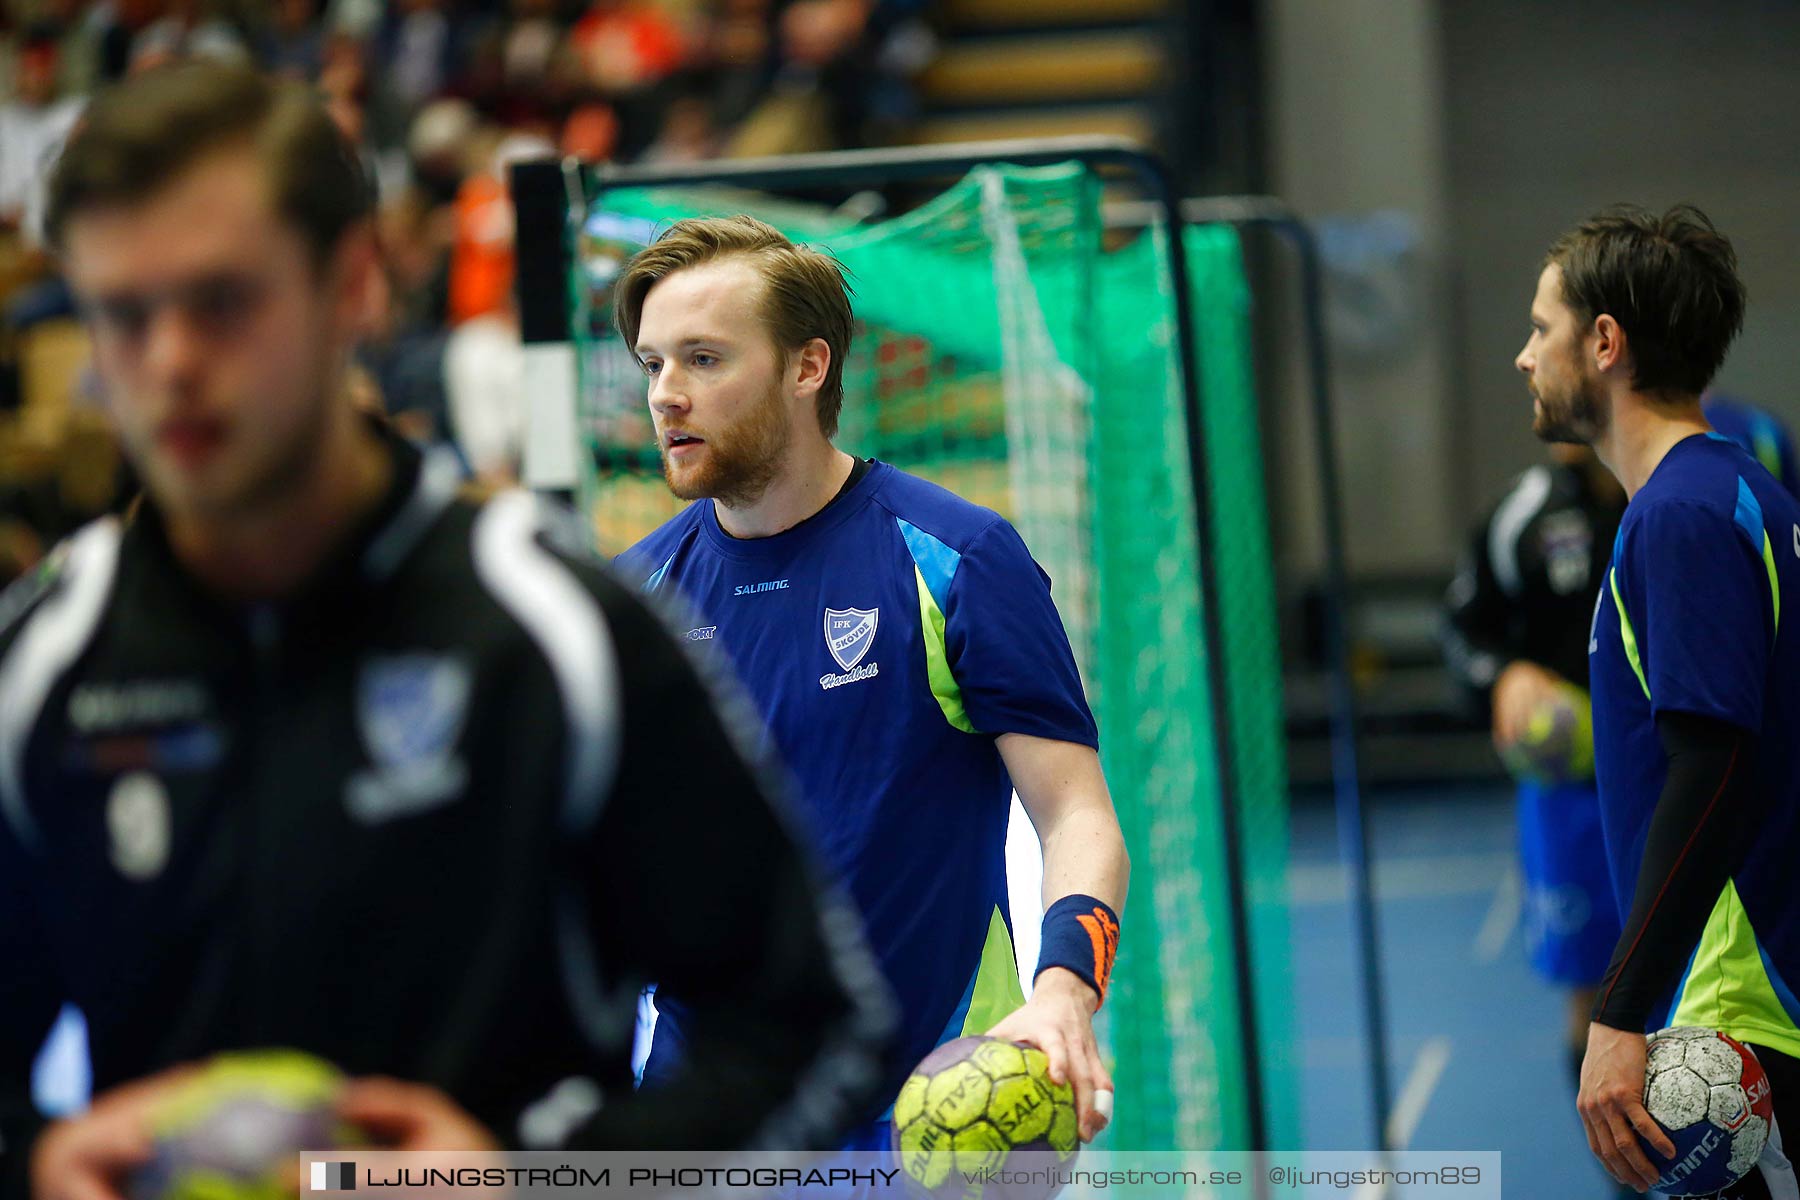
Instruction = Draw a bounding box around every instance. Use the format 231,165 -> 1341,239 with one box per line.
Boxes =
567,162 -> 1295,1153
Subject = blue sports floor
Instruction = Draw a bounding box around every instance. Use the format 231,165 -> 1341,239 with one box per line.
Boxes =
1288,782 -> 1625,1199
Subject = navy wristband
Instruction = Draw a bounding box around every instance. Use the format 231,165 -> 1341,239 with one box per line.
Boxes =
1034,894 -> 1120,1006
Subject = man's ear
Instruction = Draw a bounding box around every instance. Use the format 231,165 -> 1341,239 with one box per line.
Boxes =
792,336 -> 831,401
1591,313 -> 1627,376
330,220 -> 386,338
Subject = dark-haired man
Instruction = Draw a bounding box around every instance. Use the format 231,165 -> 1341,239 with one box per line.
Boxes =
1,61 -> 892,1200
1517,204 -> 1800,1198
610,216 -> 1129,1149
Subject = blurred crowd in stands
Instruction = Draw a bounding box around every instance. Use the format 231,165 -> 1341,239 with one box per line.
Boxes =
0,0 -> 932,582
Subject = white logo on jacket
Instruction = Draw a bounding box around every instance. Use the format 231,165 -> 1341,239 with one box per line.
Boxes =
346,654 -> 471,822
107,772 -> 170,880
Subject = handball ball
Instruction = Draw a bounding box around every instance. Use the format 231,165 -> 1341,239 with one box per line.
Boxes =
1641,1026 -> 1774,1196
128,1049 -> 360,1200
1500,681 -> 1594,785
891,1036 -> 1078,1200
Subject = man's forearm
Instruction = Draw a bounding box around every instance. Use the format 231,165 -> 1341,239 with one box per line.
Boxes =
1037,806 -> 1128,913
1593,710 -> 1761,1029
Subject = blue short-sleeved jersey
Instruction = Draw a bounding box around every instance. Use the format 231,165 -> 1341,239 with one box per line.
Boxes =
615,460 -> 1098,1101
1590,433 -> 1800,1056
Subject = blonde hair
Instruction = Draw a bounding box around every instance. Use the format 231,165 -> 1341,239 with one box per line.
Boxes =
614,215 -> 855,438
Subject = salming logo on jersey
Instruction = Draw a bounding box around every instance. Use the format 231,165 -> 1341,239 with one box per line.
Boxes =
734,579 -> 790,596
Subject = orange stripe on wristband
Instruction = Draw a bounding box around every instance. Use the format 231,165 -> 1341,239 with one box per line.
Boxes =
1075,906 -> 1120,1000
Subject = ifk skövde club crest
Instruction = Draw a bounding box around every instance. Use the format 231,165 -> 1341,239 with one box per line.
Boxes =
824,607 -> 879,671
357,655 -> 472,769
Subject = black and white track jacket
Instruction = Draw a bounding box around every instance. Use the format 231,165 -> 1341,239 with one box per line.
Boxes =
0,431 -> 892,1199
